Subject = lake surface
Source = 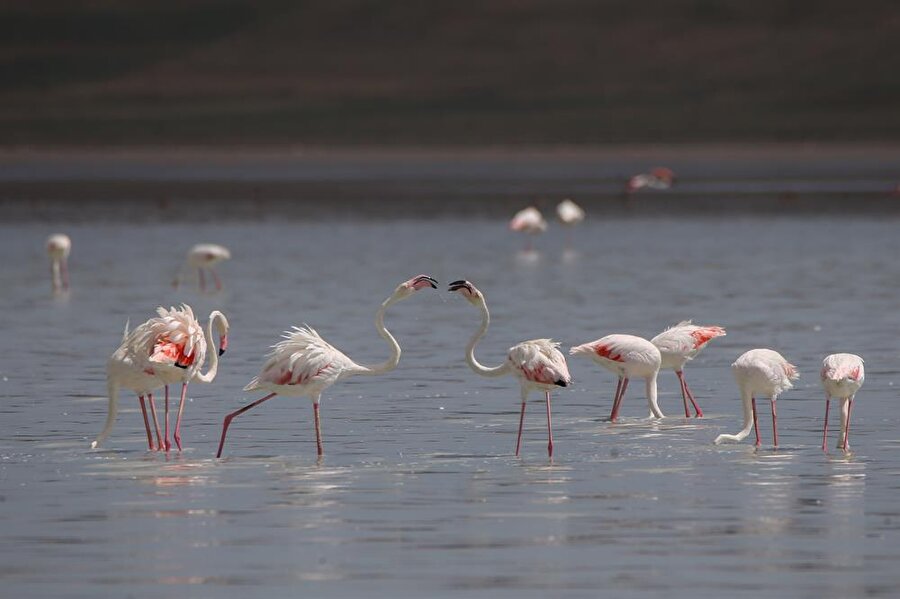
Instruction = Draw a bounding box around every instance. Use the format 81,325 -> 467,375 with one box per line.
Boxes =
2,207 -> 900,597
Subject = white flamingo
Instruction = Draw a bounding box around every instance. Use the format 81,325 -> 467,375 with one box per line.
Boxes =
821,353 -> 864,451
216,275 -> 437,458
448,280 -> 571,458
570,335 -> 664,422
651,321 -> 726,418
715,349 -> 798,447
173,243 -> 231,292
91,305 -> 229,451
509,206 -> 547,252
556,199 -> 585,249
46,233 -> 71,292
626,167 -> 676,195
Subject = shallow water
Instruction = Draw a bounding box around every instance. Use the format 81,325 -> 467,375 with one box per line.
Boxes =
2,215 -> 900,597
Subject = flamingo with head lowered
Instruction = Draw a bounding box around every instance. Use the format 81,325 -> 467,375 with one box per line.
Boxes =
714,349 -> 798,447
570,335 -> 664,422
216,275 -> 437,458
448,280 -> 571,458
651,321 -> 726,418
821,353 -> 864,451
173,243 -> 231,292
46,233 -> 71,292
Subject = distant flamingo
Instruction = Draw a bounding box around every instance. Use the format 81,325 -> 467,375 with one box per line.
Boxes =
509,206 -> 547,251
626,167 -> 676,195
715,349 -> 798,447
173,243 -> 231,292
216,275 -> 437,458
46,233 -> 71,292
91,305 -> 229,451
570,335 -> 664,422
556,199 -> 585,249
651,321 -> 726,418
821,353 -> 864,451
448,280 -> 571,457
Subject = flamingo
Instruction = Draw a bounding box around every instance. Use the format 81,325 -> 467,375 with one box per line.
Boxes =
714,349 -> 798,447
509,206 -> 547,252
821,353 -> 864,451
216,274 -> 438,458
556,199 -> 585,249
626,167 -> 676,195
570,335 -> 664,422
447,280 -> 571,458
46,233 -> 71,292
173,243 -> 231,292
651,321 -> 726,418
90,305 -> 229,451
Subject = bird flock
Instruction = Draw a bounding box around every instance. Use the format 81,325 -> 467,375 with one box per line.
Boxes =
45,192 -> 865,459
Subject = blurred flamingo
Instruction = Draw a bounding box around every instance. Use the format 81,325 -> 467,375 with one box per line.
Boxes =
556,199 -> 585,249
651,321 -> 726,417
821,353 -> 864,451
509,206 -> 547,251
46,233 -> 71,292
626,167 -> 676,195
173,243 -> 231,292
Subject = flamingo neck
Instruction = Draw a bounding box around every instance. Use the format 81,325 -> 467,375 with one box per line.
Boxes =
465,299 -> 510,378
194,311 -> 224,383
91,378 -> 120,448
358,296 -> 402,376
646,372 -> 664,418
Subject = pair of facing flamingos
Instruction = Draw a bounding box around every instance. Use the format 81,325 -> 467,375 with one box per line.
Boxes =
91,275 -> 862,459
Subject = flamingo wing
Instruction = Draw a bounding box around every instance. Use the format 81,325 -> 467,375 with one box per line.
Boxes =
652,321 -> 726,359
571,334 -> 657,366
509,339 -> 572,386
245,325 -> 357,391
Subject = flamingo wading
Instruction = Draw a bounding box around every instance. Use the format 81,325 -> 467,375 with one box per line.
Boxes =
509,207 -> 547,252
715,349 -> 798,447
570,335 -> 664,422
173,243 -> 231,292
651,321 -> 726,418
216,275 -> 438,458
46,234 -> 71,292
821,353 -> 864,451
448,280 -> 571,458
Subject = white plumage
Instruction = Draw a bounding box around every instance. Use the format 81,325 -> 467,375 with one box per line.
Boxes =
820,353 -> 864,451
626,167 -> 675,194
556,199 -> 585,225
174,243 -> 231,291
45,233 -> 71,291
570,334 -> 663,421
715,349 -> 799,446
509,206 -> 547,251
651,320 -> 726,417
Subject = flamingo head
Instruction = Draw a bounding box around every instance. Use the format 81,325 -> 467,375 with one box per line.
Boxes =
393,274 -> 438,300
212,311 -> 230,356
448,280 -> 483,305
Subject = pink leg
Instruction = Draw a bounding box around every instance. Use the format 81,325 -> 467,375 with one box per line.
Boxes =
61,257 -> 70,290
771,398 -> 778,447
313,401 -> 324,456
138,395 -> 153,450
216,393 -> 278,458
610,378 -> 629,422
751,397 -> 761,446
545,391 -> 554,458
608,377 -> 623,421
173,383 -> 188,451
676,371 -> 690,417
841,398 -> 854,450
198,268 -> 206,292
147,392 -> 163,450
515,400 -> 527,456
822,396 -> 830,452
210,267 -> 222,291
678,372 -> 704,418
163,385 -> 171,452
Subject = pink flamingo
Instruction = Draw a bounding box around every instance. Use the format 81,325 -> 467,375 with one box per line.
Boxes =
821,353 -> 864,451
626,167 -> 676,195
715,349 -> 798,447
173,243 -> 231,292
216,275 -> 437,458
570,335 -> 664,422
556,199 -> 585,250
651,321 -> 726,418
448,280 -> 571,458
509,206 -> 547,252
46,233 -> 71,292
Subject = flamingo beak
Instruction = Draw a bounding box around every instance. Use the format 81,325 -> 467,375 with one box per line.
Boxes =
448,280 -> 471,292
175,362 -> 189,369
411,275 -> 438,290
219,334 -> 229,356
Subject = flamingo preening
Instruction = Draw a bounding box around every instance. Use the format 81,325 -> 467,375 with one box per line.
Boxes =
715,349 -> 798,447
570,335 -> 664,422
651,321 -> 726,418
173,243 -> 231,292
509,207 -> 547,252
91,305 -> 229,451
216,275 -> 438,458
448,280 -> 571,458
46,234 -> 71,292
821,353 -> 864,451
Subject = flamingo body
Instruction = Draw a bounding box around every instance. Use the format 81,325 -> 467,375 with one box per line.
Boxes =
556,199 -> 585,226
509,206 -> 547,251
46,233 -> 71,291
174,243 -> 231,291
626,167 -> 675,194
715,349 -> 798,446
821,353 -> 864,451
651,321 -> 726,417
570,334 -> 663,421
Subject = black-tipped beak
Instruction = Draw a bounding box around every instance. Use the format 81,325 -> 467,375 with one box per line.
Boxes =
412,274 -> 438,289
448,280 -> 471,292
175,362 -> 189,369
218,348 -> 226,357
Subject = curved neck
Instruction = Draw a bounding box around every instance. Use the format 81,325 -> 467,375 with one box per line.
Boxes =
193,312 -> 222,383
465,300 -> 510,377
358,296 -> 401,375
645,372 -> 663,418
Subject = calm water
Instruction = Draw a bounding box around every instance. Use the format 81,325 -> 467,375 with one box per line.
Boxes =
2,214 -> 900,598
